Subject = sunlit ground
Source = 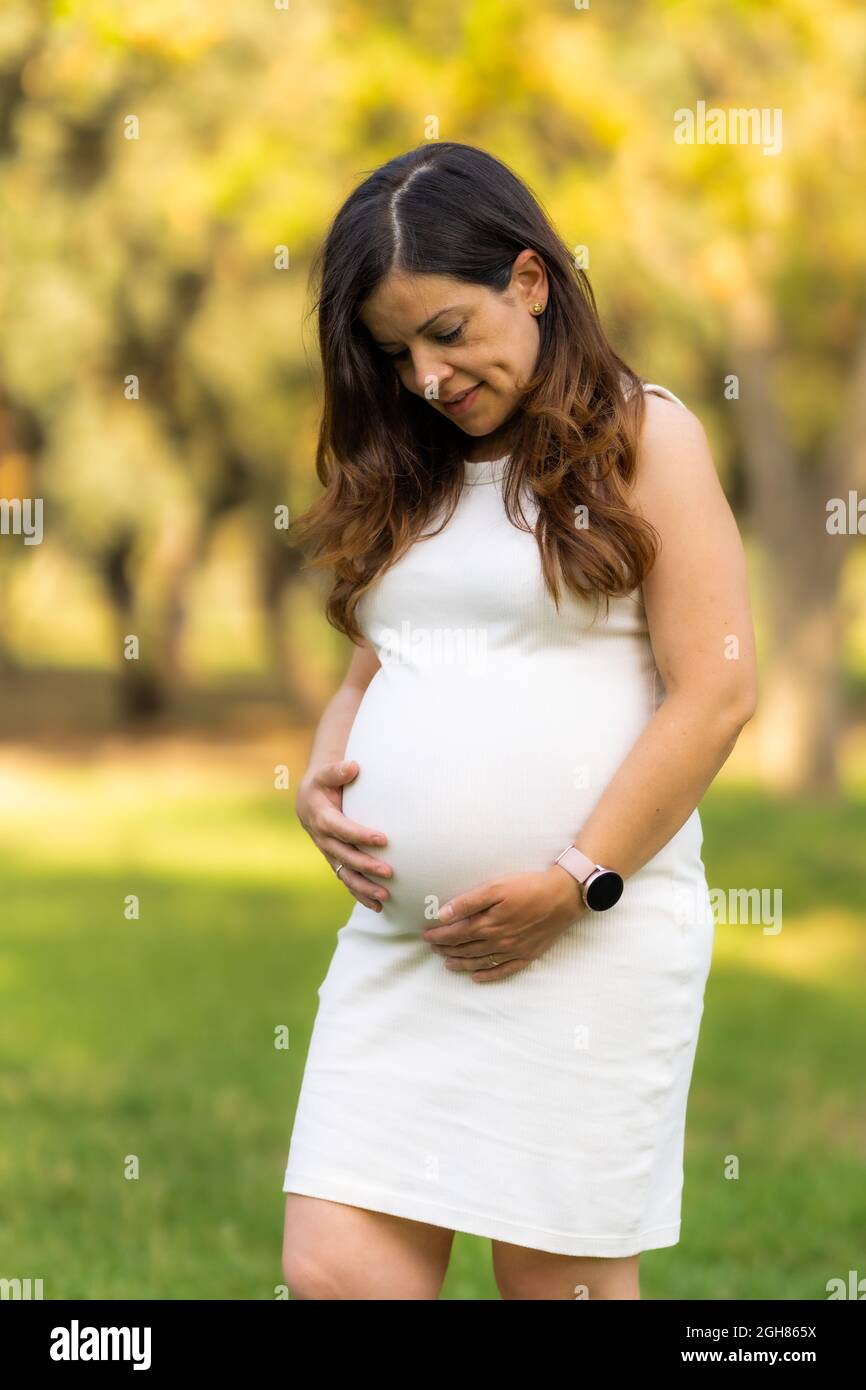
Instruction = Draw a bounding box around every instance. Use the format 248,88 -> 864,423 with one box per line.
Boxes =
1,729 -> 864,1300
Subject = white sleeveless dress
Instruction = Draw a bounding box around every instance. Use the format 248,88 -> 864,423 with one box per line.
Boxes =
282,383 -> 716,1257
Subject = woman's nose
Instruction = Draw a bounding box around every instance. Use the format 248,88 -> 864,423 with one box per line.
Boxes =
409,352 -> 454,398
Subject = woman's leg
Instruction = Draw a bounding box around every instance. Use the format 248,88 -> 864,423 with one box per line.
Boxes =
492,1239 -> 641,1300
282,1193 -> 456,1300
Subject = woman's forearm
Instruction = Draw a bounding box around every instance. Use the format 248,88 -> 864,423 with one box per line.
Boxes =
568,691 -> 753,881
302,682 -> 366,780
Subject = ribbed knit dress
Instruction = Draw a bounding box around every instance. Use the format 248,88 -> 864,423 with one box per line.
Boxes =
282,383 -> 716,1257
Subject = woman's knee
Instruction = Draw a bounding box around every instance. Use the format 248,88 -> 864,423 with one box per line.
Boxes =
282,1245 -> 345,1301
283,1240 -> 449,1300
281,1193 -> 454,1299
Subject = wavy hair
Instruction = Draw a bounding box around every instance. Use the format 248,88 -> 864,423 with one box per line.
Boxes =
290,141 -> 660,643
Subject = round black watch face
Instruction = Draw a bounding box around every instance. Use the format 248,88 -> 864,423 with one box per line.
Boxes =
586,871 -> 624,911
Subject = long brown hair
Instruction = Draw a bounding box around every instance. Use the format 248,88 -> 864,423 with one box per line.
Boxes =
291,141 -> 659,642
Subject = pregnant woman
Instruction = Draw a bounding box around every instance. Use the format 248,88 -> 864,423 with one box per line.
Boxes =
280,142 -> 758,1300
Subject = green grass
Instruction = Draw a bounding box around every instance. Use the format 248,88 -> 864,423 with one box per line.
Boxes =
0,758 -> 863,1300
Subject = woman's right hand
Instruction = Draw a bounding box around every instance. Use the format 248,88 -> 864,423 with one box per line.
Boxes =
296,760 -> 392,912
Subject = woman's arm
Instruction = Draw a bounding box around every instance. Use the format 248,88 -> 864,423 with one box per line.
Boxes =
296,638 -> 394,911
559,393 -> 758,882
301,638 -> 382,776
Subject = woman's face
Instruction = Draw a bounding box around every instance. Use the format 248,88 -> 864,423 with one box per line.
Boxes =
359,250 -> 548,452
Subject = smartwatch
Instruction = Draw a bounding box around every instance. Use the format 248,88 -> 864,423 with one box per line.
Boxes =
553,844 -> 624,912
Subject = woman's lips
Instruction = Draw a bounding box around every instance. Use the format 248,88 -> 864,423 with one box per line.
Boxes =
442,383 -> 483,415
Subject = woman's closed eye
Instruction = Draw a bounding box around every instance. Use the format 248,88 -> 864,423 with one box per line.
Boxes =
387,324 -> 464,361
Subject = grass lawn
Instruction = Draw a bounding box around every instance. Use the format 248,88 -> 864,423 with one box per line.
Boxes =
1,743 -> 863,1300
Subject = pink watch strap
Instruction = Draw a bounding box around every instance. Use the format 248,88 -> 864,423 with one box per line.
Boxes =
554,844 -> 597,884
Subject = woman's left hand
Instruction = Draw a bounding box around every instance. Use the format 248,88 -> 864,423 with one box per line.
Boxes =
421,867 -> 588,982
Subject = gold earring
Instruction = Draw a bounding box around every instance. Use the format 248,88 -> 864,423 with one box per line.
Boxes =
531,302 -> 544,315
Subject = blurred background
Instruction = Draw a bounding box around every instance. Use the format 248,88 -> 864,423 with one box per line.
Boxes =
1,0 -> 864,1299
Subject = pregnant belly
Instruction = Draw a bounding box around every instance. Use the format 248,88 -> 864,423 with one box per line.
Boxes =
339,667 -> 654,933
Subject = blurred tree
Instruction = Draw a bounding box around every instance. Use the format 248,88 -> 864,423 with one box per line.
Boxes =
0,0 -> 863,787
0,385 -> 46,671
568,0 -> 866,797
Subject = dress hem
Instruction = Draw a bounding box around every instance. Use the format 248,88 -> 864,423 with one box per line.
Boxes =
282,1170 -> 681,1258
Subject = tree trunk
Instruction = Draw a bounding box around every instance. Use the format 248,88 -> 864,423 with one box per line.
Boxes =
733,329 -> 847,795
102,534 -> 168,723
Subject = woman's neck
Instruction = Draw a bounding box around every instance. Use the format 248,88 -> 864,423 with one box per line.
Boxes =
463,422 -> 520,464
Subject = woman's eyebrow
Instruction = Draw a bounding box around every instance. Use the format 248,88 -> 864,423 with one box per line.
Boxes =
375,304 -> 466,349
